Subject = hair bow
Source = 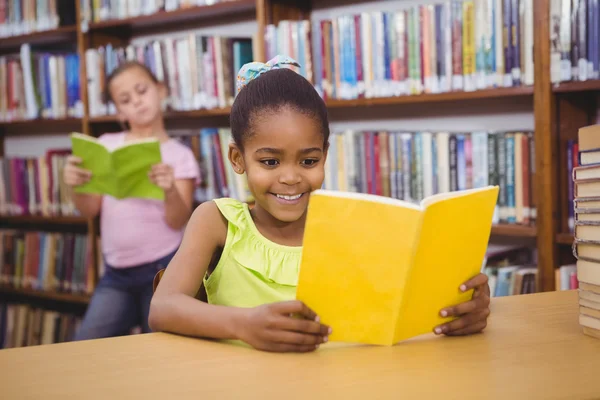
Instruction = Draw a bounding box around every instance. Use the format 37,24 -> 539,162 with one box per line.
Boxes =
236,55 -> 301,93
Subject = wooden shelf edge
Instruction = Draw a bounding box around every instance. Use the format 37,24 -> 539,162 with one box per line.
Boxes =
87,0 -> 256,31
556,233 -> 574,245
0,216 -> 89,226
0,118 -> 83,134
89,108 -> 232,123
0,26 -> 77,51
491,224 -> 537,237
0,286 -> 91,304
325,87 -> 534,108
552,80 -> 600,93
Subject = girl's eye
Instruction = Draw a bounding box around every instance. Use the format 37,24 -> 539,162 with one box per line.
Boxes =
302,159 -> 319,166
260,159 -> 279,167
137,86 -> 147,94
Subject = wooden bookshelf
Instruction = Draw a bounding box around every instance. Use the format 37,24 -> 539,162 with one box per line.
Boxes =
0,286 -> 90,305
0,118 -> 83,135
556,233 -> 574,246
0,26 -> 77,53
491,224 -> 537,238
325,87 -> 534,108
86,0 -> 256,34
552,80 -> 600,93
88,108 -> 232,124
0,215 -> 88,226
0,0 -> 576,312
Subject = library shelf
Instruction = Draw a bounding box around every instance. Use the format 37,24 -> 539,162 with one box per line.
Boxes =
490,224 -> 537,237
0,26 -> 77,53
556,233 -> 574,245
88,108 -> 232,124
86,0 -> 256,33
0,216 -> 88,226
0,117 -> 83,135
552,80 -> 600,93
324,86 -> 534,108
0,286 -> 91,305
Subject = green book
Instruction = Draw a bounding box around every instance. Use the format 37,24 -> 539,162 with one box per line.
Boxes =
70,132 -> 164,200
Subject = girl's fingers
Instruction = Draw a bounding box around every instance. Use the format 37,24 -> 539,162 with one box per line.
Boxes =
265,329 -> 326,346
459,273 -> 489,292
434,309 -> 490,335
444,320 -> 488,336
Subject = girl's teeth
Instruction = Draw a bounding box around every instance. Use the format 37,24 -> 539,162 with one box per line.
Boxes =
276,194 -> 302,200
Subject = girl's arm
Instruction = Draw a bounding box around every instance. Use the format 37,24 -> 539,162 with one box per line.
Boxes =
63,155 -> 103,218
148,163 -> 194,230
148,201 -> 246,339
164,178 -> 195,229
72,193 -> 103,218
148,201 -> 331,352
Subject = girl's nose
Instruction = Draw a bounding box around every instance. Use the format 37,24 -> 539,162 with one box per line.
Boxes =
278,166 -> 302,185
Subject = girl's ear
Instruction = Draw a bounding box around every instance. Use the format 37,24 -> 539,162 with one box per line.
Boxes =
228,143 -> 245,174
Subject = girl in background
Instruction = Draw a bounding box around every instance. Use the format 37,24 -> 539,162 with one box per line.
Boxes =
64,61 -> 201,340
149,56 -> 491,353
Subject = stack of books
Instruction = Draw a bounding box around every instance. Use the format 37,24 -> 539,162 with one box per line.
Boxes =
572,124 -> 600,339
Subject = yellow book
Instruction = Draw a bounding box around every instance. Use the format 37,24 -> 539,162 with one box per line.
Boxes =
296,185 -> 499,346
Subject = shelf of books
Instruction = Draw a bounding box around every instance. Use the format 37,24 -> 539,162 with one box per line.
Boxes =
0,0 -> 586,347
0,302 -> 84,349
82,0 -> 257,33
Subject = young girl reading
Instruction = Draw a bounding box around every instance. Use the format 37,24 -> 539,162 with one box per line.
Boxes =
63,61 -> 201,340
149,55 -> 491,353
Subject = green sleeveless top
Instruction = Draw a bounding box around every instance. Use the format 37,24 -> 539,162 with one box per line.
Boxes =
203,198 -> 302,308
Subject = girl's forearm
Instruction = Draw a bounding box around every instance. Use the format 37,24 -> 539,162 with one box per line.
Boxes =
148,293 -> 246,340
164,187 -> 192,229
72,193 -> 102,218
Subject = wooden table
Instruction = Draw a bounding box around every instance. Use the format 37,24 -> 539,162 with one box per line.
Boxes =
0,290 -> 598,399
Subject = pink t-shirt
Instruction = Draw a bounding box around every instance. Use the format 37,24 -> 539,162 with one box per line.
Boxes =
98,132 -> 201,268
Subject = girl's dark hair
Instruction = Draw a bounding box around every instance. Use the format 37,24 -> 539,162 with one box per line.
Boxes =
230,68 -> 330,150
103,61 -> 159,104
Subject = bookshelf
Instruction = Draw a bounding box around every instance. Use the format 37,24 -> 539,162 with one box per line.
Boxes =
0,0 -> 591,312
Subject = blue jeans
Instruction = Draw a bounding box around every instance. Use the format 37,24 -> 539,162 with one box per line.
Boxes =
73,249 -> 176,341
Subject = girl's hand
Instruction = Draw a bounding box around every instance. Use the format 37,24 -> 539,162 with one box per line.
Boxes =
63,155 -> 92,187
434,273 -> 491,336
149,163 -> 175,193
237,300 -> 332,353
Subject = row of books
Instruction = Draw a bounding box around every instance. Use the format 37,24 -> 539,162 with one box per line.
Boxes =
268,0 -> 534,101
550,0 -> 600,83
322,130 -> 536,226
0,150 -> 77,217
85,35 -> 253,117
567,139 -> 580,232
481,243 -> 537,296
0,231 -> 94,295
571,124 -> 600,340
174,128 -> 253,203
483,265 -> 538,297
180,128 -> 535,226
0,303 -> 82,349
0,0 -> 76,38
556,264 -> 580,290
0,45 -> 83,122
79,0 -> 231,25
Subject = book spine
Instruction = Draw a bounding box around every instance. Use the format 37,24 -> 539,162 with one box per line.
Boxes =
449,134 -> 458,192
505,133 -> 516,223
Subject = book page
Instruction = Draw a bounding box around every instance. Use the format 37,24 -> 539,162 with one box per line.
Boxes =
297,192 -> 422,345
394,186 -> 499,343
71,135 -> 116,197
112,141 -> 163,200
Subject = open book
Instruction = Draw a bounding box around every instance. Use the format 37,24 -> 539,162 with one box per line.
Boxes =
70,133 -> 164,200
296,185 -> 499,346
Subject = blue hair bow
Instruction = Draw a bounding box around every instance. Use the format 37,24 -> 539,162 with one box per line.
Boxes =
236,55 -> 301,93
